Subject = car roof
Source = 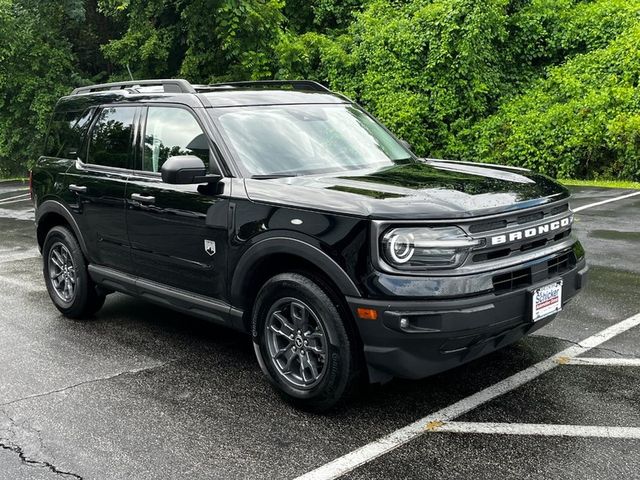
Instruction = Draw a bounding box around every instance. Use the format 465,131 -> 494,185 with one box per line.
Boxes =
57,79 -> 350,111
199,89 -> 348,107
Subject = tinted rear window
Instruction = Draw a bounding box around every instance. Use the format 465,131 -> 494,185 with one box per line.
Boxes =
87,106 -> 136,169
44,109 -> 94,159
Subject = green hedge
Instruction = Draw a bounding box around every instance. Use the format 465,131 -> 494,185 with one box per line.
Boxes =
1,0 -> 640,180
462,24 -> 640,179
304,0 -> 640,180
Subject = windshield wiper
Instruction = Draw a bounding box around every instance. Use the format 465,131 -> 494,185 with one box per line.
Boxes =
251,174 -> 299,179
393,157 -> 416,164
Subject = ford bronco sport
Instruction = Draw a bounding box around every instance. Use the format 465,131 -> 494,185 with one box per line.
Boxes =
32,79 -> 587,410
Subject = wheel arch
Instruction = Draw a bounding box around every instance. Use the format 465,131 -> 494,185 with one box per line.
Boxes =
36,200 -> 88,257
230,237 -> 361,313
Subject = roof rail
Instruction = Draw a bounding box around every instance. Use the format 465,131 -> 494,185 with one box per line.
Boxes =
71,79 -> 196,95
199,80 -> 332,93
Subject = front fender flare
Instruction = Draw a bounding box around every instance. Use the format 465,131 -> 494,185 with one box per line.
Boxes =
230,237 -> 361,307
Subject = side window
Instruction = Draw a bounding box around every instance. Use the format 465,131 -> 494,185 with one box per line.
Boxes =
44,108 -> 94,159
142,107 -> 210,173
87,106 -> 136,169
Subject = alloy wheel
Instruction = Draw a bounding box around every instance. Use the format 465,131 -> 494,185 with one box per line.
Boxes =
264,297 -> 329,389
48,242 -> 77,303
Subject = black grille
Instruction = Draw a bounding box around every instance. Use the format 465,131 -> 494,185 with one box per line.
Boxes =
473,249 -> 511,262
553,229 -> 572,243
469,201 -> 572,264
492,251 -> 576,294
469,219 -> 508,234
517,211 -> 544,224
492,268 -> 532,294
520,237 -> 548,252
550,203 -> 569,216
548,252 -> 573,275
468,202 -> 568,236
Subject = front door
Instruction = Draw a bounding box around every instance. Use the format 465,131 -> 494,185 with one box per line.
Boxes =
66,105 -> 139,273
125,106 -> 230,301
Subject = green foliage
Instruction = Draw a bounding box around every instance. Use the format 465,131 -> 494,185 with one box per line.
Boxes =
303,0 -> 640,180
98,0 -> 286,82
317,0 -> 513,156
559,178 -> 640,190
1,0 -> 640,179
284,0 -> 364,33
463,25 -> 640,180
0,0 -> 80,177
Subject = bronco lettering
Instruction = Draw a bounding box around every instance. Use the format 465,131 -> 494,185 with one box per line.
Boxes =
490,216 -> 573,246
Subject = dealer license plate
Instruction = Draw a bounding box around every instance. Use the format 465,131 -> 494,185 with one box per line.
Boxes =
532,280 -> 563,322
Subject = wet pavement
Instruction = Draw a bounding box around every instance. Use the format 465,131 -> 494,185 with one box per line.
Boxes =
0,180 -> 638,479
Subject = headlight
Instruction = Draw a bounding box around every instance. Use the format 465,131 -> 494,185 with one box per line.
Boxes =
381,227 -> 481,270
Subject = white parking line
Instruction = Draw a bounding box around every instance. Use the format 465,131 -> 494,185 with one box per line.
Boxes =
573,191 -> 640,213
561,357 -> 640,367
294,312 -> 640,480
0,193 -> 30,204
426,421 -> 640,439
0,197 -> 31,206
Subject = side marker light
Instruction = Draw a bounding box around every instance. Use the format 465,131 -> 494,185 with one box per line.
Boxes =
357,308 -> 378,320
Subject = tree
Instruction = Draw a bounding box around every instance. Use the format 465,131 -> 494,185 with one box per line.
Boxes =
274,0 -> 640,180
98,0 -> 286,82
0,0 -> 79,176
2,0 -> 640,179
461,24 -> 640,180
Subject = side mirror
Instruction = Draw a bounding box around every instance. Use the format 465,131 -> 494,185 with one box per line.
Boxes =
399,139 -> 414,153
161,155 -> 220,184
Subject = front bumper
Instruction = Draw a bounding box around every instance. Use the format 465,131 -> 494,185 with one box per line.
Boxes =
347,258 -> 588,384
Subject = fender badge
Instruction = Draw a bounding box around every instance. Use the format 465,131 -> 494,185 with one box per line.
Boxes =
204,239 -> 216,256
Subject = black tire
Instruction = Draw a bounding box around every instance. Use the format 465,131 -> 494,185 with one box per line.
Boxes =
252,272 -> 361,411
42,226 -> 105,319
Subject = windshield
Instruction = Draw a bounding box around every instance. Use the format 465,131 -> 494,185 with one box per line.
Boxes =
210,104 -> 413,176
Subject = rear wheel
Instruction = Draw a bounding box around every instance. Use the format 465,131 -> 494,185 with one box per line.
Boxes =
252,272 -> 360,411
43,226 -> 105,319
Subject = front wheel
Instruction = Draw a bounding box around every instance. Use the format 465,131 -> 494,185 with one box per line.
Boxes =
252,273 -> 360,411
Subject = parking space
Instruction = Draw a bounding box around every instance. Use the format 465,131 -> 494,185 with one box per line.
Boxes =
343,432 -> 640,480
0,182 -> 639,479
339,361 -> 640,480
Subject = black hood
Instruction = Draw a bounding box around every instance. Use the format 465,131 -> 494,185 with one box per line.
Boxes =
244,160 -> 569,220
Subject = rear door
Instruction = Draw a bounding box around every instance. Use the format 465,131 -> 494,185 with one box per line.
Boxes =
125,105 -> 230,300
65,105 -> 139,272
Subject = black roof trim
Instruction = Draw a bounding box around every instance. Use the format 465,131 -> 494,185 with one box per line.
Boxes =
195,80 -> 331,93
70,79 -> 334,97
71,79 -> 196,95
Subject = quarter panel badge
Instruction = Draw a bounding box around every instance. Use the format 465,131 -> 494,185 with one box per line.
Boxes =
204,239 -> 216,256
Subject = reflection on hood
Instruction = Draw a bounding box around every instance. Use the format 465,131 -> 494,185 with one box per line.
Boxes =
244,160 -> 568,220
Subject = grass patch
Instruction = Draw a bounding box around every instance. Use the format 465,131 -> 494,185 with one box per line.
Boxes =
559,179 -> 640,190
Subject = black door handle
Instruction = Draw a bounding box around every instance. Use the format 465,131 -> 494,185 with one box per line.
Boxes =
69,184 -> 87,193
131,193 -> 156,204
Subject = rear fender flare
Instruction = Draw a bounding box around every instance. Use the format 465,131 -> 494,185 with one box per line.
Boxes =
36,200 -> 89,257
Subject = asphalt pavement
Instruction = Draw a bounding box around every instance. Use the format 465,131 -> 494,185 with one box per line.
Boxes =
0,181 -> 638,480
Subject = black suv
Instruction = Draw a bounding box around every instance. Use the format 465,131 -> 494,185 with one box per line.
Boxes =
32,79 -> 587,409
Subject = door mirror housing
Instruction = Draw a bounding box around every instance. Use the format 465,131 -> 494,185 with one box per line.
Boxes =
161,155 -> 220,184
